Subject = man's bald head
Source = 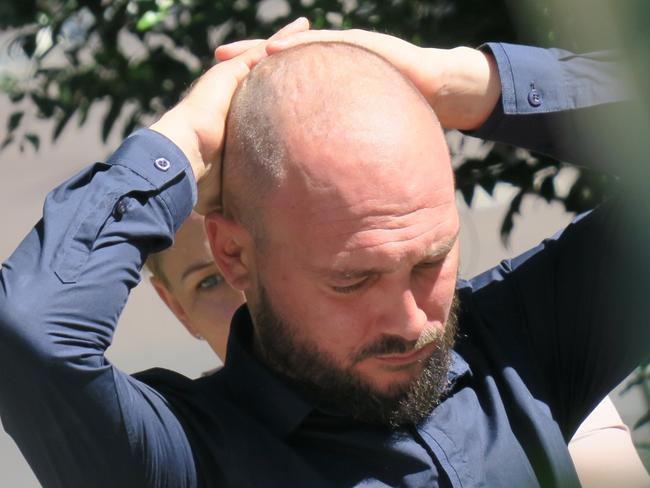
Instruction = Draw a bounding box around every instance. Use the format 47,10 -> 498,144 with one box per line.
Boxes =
222,41 -> 440,238
214,42 -> 459,426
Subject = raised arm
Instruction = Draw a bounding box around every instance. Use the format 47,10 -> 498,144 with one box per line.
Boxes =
469,43 -> 629,167
227,29 -> 629,166
0,128 -> 198,488
0,18 -> 308,487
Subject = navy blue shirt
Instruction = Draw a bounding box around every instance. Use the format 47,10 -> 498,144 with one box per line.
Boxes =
0,43 -> 644,487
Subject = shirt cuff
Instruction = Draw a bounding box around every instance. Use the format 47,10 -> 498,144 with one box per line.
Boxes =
480,42 -> 571,116
107,128 -> 197,233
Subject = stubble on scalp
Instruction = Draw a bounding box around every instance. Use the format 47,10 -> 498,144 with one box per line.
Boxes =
221,41 -> 433,244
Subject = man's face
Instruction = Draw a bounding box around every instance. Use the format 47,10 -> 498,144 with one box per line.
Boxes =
246,103 -> 459,423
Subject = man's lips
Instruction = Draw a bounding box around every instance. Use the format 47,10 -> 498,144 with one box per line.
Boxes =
373,343 -> 433,365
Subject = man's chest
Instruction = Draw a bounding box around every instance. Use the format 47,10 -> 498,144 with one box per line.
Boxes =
188,371 -> 579,488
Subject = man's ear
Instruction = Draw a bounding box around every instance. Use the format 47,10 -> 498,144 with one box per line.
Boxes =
204,213 -> 253,291
150,276 -> 198,337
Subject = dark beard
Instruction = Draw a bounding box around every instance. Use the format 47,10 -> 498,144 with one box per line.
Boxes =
251,284 -> 459,428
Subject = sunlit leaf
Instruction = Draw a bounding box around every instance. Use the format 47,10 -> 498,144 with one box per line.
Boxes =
137,10 -> 164,31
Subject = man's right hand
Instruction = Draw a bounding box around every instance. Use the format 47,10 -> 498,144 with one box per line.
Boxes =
151,17 -> 309,215
216,29 -> 501,131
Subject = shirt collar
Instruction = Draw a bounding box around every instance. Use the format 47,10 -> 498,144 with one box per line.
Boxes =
447,349 -> 472,385
222,305 -> 315,439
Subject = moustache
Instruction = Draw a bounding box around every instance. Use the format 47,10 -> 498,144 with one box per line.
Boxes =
353,326 -> 443,363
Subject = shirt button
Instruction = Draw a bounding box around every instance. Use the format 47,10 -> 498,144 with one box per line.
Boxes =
528,84 -> 542,107
113,197 -> 130,221
154,157 -> 171,172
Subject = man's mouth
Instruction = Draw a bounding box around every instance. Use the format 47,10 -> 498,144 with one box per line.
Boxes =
373,342 -> 434,366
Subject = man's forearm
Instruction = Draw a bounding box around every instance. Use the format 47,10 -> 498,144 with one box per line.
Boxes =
471,43 -> 630,166
259,30 -> 629,167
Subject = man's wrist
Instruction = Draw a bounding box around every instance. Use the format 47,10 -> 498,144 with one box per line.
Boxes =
427,46 -> 501,131
107,128 -> 197,231
150,106 -> 205,182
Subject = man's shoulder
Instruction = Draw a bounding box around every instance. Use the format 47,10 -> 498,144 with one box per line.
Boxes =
133,366 -> 229,405
132,367 -> 243,436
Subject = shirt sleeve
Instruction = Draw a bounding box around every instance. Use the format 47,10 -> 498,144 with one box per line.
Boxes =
468,194 -> 650,438
465,43 -> 649,437
469,42 -> 635,168
0,129 -> 198,488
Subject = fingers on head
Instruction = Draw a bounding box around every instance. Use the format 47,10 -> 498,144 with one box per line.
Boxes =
270,17 -> 309,39
266,30 -> 346,54
214,17 -> 309,60
215,40 -> 263,61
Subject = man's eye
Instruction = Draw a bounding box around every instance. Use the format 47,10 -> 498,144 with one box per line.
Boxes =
416,259 -> 443,270
332,279 -> 367,294
197,274 -> 224,291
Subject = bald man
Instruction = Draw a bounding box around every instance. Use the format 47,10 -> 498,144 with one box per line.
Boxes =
211,42 -> 460,428
1,21 -> 645,488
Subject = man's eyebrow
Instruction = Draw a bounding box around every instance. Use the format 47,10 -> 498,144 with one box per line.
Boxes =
319,230 -> 460,280
327,267 -> 390,280
424,231 -> 459,259
180,260 -> 215,282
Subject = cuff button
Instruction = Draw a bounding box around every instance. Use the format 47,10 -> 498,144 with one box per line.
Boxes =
154,157 -> 171,172
527,83 -> 543,107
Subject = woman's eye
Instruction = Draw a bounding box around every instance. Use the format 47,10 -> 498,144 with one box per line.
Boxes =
197,274 -> 224,291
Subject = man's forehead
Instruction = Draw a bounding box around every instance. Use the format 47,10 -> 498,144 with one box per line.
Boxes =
262,170 -> 459,270
270,154 -> 455,219
280,193 -> 457,240
308,227 -> 460,278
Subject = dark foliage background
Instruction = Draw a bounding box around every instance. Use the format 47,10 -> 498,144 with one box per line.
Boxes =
0,0 -> 619,242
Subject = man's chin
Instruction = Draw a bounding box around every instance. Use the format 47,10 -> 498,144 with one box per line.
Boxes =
355,361 -> 428,397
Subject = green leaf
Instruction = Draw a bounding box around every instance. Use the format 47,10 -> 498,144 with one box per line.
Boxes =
53,108 -> 76,141
20,33 -> 37,58
500,190 -> 526,246
620,367 -> 650,394
137,11 -> 164,31
459,185 -> 475,207
102,100 -> 124,142
77,100 -> 91,127
9,92 -> 25,103
7,111 -> 24,131
634,410 -> 650,430
478,176 -> 497,196
121,110 -> 141,139
32,95 -> 56,118
539,175 -> 556,202
24,133 -> 40,151
1,136 -> 14,150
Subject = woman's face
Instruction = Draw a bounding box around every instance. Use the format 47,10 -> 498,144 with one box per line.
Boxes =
151,213 -> 245,360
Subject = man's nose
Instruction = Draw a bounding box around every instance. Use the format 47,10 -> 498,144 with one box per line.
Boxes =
375,286 -> 428,343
